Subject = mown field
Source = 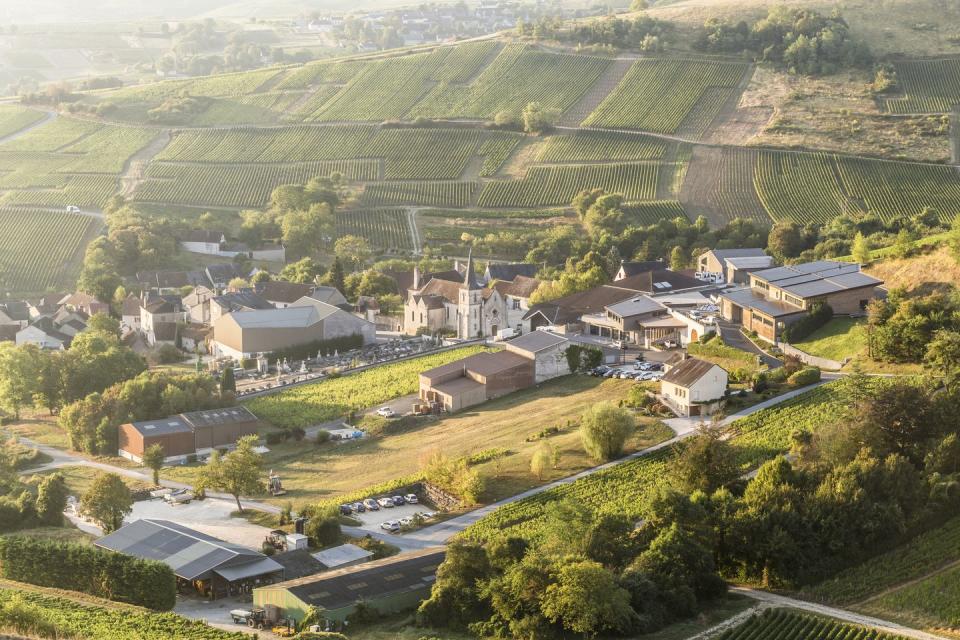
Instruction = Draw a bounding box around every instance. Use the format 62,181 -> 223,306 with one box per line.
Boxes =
718,609 -> 910,640
0,208 -> 98,293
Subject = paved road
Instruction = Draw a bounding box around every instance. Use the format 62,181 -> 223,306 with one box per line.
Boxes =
732,588 -> 951,640
717,319 -> 782,369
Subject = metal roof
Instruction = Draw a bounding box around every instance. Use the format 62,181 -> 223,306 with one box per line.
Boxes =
606,296 -> 665,318
180,406 -> 259,429
661,357 -> 725,388
724,256 -> 775,269
312,544 -> 375,569
95,519 -> 280,581
720,287 -> 806,318
505,330 -> 568,353
227,306 -> 320,329
127,417 -> 193,437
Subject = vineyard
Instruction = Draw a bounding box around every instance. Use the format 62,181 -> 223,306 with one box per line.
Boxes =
718,609 -> 908,640
0,105 -> 46,139
583,59 -> 747,134
477,163 -> 659,208
622,200 -> 688,225
881,58 -> 960,114
245,345 -> 491,428
754,151 -> 848,224
0,586 -> 248,640
360,182 -> 478,208
859,564 -> 960,629
133,161 -> 379,208
803,515 -> 960,605
461,382 -> 852,543
336,209 -> 413,251
0,208 -> 97,293
538,131 -> 666,162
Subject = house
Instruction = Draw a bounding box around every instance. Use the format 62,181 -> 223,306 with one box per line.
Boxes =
0,302 -> 31,331
118,406 -> 263,463
419,350 -> 534,413
27,293 -> 68,320
502,330 -> 570,383
659,356 -> 728,418
206,264 -> 248,290
180,324 -> 212,353
96,519 -> 283,600
184,287 -> 217,325
614,259 -> 665,281
140,295 -> 184,334
179,230 -> 226,255
121,295 -> 143,331
484,262 -> 539,285
403,253 -> 540,339
697,248 -> 770,283
255,281 -> 316,308
253,548 -> 445,624
212,304 -> 375,361
719,260 -> 884,342
209,291 -> 274,325
137,270 -> 211,294
58,292 -> 109,317
291,287 -> 348,310
16,317 -> 72,349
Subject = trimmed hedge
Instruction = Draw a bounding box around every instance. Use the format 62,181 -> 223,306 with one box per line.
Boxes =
0,537 -> 176,611
782,303 -> 833,343
788,366 -> 822,386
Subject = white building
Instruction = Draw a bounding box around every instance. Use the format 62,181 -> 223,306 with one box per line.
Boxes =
502,330 -> 570,383
659,357 -> 728,418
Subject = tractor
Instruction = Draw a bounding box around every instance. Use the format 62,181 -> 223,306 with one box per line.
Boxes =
272,618 -> 296,637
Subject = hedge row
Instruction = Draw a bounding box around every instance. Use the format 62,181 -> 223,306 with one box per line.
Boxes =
0,537 -> 176,611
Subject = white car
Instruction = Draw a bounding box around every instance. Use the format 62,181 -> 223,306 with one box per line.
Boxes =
399,516 -> 413,527
377,497 -> 394,508
404,494 -> 419,504
376,407 -> 396,418
381,520 -> 401,532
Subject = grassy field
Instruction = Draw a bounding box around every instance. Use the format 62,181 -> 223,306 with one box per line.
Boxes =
3,413 -> 70,449
687,337 -> 762,373
168,376 -> 670,508
34,465 -> 152,498
791,317 -> 866,363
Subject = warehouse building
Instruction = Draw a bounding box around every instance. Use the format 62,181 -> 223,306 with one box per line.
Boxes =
253,548 -> 445,624
118,406 -> 263,463
96,519 -> 283,599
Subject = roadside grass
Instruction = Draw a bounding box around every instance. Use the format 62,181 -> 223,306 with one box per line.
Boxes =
32,465 -> 152,498
164,376 -> 667,509
856,564 -> 960,632
791,317 -> 865,363
3,413 -> 70,449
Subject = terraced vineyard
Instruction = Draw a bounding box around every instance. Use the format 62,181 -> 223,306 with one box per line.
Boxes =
133,161 -> 379,208
755,151 -> 847,223
859,564 -> 960,629
881,58 -> 960,114
622,200 -> 688,225
336,209 -> 413,251
538,130 -> 666,162
583,59 -> 747,134
0,208 -> 98,293
477,163 -> 659,208
719,610 -> 908,640
360,182 -> 478,207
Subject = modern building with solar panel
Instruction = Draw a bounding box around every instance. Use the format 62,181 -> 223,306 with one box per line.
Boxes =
95,519 -> 284,599
253,547 -> 445,624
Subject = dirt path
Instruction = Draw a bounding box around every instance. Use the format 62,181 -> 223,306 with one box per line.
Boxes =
407,207 -> 423,254
687,604 -> 770,640
119,130 -> 170,198
559,57 -> 636,127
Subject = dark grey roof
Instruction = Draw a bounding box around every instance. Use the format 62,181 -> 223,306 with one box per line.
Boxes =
661,357 -> 724,387
213,291 -> 274,312
720,287 -> 806,318
0,301 -> 29,322
255,280 -> 314,304
708,248 -> 768,261
127,416 -> 193,437
269,548 -> 445,612
615,270 -> 704,294
181,229 -> 225,244
606,296 -> 665,318
617,260 -> 665,278
486,263 -> 539,282
180,406 -> 259,429
505,330 -> 568,353
751,261 -> 882,299
206,263 -> 244,284
95,519 -> 281,581
463,250 -> 480,290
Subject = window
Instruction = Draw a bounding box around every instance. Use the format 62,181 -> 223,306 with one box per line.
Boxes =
784,294 -> 803,308
513,299 -> 521,310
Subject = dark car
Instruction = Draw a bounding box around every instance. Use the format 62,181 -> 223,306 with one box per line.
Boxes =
391,495 -> 405,506
339,504 -> 353,516
351,502 -> 365,513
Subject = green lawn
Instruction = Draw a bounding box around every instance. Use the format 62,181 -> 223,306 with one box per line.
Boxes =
791,317 -> 866,364
32,466 -> 152,498
165,376 -> 672,509
687,338 -> 762,374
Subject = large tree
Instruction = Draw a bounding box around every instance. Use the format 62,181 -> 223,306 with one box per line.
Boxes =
36,472 -> 68,526
142,444 -> 165,485
82,472 -> 132,533
196,435 -> 264,512
580,402 -> 634,462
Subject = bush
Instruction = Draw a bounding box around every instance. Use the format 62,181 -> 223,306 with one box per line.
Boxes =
788,366 -> 821,386
305,506 -> 342,547
781,303 -> 833,343
580,403 -> 634,462
751,372 -> 769,393
261,542 -> 276,556
151,344 -> 185,365
265,431 -> 286,445
767,367 -> 789,384
0,537 -> 176,610
290,427 -> 306,441
316,430 -> 331,445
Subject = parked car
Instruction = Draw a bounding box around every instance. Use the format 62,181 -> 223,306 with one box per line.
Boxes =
363,498 -> 380,511
377,497 -> 394,508
381,520 -> 401,532
391,495 -> 405,506
376,407 -> 396,418
603,369 -> 619,378
404,494 -> 419,504
351,502 -> 365,513
591,366 -> 610,376
339,504 -> 353,516
399,516 -> 413,527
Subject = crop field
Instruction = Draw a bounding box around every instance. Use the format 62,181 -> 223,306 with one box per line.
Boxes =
0,116 -> 101,152
246,345 -> 491,428
335,209 -> 413,251
0,105 -> 45,139
538,131 -> 666,162
881,58 -> 960,114
133,161 -> 379,208
479,134 -> 524,176
275,58 -> 370,91
858,564 -> 960,629
462,382 -> 856,543
622,200 -> 688,225
419,207 -> 570,220
755,151 -> 848,224
804,515 -> 960,605
106,67 -> 283,105
189,91 -> 306,126
55,125 -> 157,173
583,59 -> 747,134
0,207 -> 97,293
477,163 -> 659,208
410,44 -> 609,120
2,174 -> 119,209
360,182 -> 478,208
718,609 -> 909,640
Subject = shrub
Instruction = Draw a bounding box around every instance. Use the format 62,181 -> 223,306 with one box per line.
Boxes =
265,431 -> 286,445
781,303 -> 833,343
751,372 -> 769,393
306,506 -> 341,547
788,366 -> 821,386
290,427 -> 306,441
767,367 -> 789,384
316,430 -> 331,445
295,633 -> 349,640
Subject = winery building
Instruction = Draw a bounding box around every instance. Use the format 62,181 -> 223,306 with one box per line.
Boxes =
118,407 -> 263,463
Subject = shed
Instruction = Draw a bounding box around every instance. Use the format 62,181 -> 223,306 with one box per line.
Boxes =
118,417 -> 195,463
254,548 -> 445,624
312,543 -> 374,569
181,406 -> 263,451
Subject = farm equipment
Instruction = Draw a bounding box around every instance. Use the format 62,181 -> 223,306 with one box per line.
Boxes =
163,489 -> 193,505
269,472 -> 286,497
272,618 -> 296,637
265,529 -> 288,552
230,608 -> 266,629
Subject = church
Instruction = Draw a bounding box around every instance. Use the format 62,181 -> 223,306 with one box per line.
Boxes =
402,253 -> 541,339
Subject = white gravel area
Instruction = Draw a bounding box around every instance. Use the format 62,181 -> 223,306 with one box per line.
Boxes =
125,497 -> 273,548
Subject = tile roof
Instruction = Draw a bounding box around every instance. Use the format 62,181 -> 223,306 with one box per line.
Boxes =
661,357 -> 724,388
493,275 -> 541,298
255,280 -> 315,304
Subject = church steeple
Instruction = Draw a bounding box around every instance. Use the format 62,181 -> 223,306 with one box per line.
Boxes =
463,248 -> 480,290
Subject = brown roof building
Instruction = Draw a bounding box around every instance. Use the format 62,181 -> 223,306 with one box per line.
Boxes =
118,407 -> 264,463
419,350 -> 534,413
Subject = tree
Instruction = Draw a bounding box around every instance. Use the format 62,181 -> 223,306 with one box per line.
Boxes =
851,231 -> 871,265
334,235 -> 372,271
925,330 -> 960,392
671,425 -> 738,493
81,472 -> 132,533
892,228 -> 914,259
36,472 -> 68,526
521,101 -> 558,133
87,313 -> 121,338
220,366 -> 236,394
195,435 -> 264,512
669,245 -> 688,271
530,444 -> 551,481
227,277 -> 249,290
949,214 -> 960,266
418,542 -> 492,628
142,444 -> 165,485
0,343 -> 40,420
580,402 -> 633,462
540,559 -> 636,637
280,257 -> 323,284
767,222 -> 806,261
305,505 -> 341,547
327,257 -> 346,293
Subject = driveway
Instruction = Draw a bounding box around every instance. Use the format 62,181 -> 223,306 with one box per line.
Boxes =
717,320 -> 781,368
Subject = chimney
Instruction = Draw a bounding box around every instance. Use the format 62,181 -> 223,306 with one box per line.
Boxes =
412,265 -> 421,290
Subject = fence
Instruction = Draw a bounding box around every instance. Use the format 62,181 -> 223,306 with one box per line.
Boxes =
777,341 -> 846,371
